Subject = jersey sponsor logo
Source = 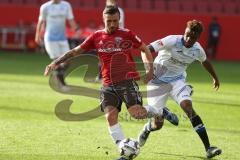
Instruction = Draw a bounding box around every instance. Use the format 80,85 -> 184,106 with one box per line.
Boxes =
99,39 -> 133,53
98,48 -> 122,52
169,57 -> 188,66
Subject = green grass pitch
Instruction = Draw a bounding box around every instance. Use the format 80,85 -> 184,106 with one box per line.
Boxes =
0,51 -> 240,160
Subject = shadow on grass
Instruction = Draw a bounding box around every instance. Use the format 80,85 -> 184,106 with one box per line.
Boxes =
0,106 -> 52,115
194,99 -> 240,108
0,52 -> 240,84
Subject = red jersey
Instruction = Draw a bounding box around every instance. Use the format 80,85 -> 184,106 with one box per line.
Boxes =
80,28 -> 142,86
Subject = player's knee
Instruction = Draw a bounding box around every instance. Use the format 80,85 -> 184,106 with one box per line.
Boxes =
128,105 -> 147,119
105,108 -> 118,125
151,118 -> 164,131
155,121 -> 164,130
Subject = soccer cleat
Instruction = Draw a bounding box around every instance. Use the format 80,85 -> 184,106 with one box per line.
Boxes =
138,122 -> 151,147
55,64 -> 66,86
206,146 -> 222,158
162,107 -> 179,126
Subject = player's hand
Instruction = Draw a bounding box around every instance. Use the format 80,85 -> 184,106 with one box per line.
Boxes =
44,63 -> 57,76
35,36 -> 43,45
144,70 -> 153,84
213,78 -> 220,91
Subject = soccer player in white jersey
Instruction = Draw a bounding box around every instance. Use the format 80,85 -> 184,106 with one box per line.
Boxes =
35,0 -> 76,60
35,0 -> 76,85
138,20 -> 222,159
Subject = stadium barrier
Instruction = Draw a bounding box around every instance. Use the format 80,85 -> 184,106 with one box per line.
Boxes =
0,4 -> 239,60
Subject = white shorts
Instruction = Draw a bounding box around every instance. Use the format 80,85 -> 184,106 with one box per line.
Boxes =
44,40 -> 70,59
147,79 -> 193,110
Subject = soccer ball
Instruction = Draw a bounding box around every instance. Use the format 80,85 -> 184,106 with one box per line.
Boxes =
119,138 -> 140,159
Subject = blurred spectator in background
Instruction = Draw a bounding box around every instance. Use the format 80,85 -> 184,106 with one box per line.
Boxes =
35,0 -> 77,85
207,17 -> 221,60
81,20 -> 98,40
67,22 -> 85,49
35,0 -> 77,60
14,20 -> 25,43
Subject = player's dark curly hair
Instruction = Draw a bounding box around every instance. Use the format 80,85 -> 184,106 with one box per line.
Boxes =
187,20 -> 204,34
103,5 -> 120,18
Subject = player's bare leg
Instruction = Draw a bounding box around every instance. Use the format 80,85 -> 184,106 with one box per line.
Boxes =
180,100 -> 222,158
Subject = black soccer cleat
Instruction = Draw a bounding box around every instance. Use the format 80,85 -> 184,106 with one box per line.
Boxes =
206,146 -> 222,159
162,107 -> 179,126
138,121 -> 151,147
55,63 -> 67,86
138,130 -> 150,147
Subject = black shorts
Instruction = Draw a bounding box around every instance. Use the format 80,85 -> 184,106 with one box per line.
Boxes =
100,79 -> 143,112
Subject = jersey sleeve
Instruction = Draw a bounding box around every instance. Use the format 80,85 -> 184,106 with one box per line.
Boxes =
128,30 -> 143,49
150,35 -> 176,52
79,33 -> 95,51
196,43 -> 207,62
66,2 -> 74,20
39,4 -> 47,21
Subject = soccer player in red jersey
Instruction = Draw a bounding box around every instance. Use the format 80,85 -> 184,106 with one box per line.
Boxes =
44,6 -> 178,159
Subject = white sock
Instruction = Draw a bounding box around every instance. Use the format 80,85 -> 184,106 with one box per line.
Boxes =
144,105 -> 161,118
108,123 -> 125,148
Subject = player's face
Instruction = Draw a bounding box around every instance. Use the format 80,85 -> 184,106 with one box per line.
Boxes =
103,13 -> 120,34
183,27 -> 200,48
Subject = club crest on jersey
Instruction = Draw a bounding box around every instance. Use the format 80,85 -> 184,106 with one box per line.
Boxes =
115,37 -> 123,46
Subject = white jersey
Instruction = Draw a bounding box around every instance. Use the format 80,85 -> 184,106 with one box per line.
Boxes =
150,35 -> 206,83
39,0 -> 74,41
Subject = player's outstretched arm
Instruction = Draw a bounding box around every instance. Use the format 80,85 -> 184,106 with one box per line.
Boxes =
44,46 -> 85,76
139,43 -> 153,83
201,59 -> 220,90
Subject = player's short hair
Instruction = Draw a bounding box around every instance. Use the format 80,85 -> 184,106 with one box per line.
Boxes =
103,5 -> 120,18
186,20 -> 204,34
